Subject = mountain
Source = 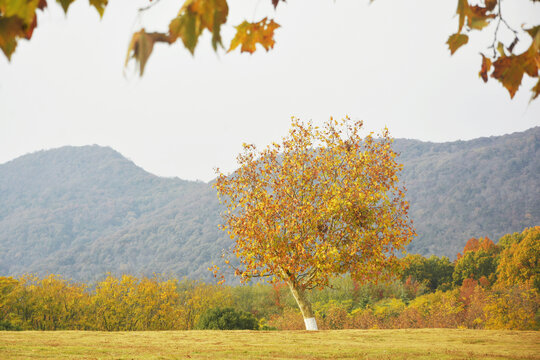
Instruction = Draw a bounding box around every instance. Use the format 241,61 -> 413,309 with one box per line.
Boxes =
0,146 -> 229,281
394,128 -> 539,256
1,128 -> 538,281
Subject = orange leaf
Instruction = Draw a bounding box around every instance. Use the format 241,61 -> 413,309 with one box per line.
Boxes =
479,54 -> 492,82
228,18 -> 280,54
491,56 -> 524,99
485,0 -> 497,11
467,5 -> 495,30
455,0 -> 495,33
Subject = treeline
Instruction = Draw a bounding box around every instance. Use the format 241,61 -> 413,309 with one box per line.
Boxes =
1,227 -> 538,331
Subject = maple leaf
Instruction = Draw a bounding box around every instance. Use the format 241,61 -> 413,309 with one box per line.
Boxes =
491,56 -> 524,99
454,0 -> 495,34
125,29 -> 170,76
478,54 -> 492,83
520,52 -> 539,78
56,0 -> 76,14
456,0 -> 468,33
0,16 -> 25,60
168,0 -> 228,54
169,10 -> 199,54
485,0 -> 497,12
486,25 -> 540,99
447,33 -> 468,55
467,5 -> 495,30
228,18 -> 280,54
525,25 -> 540,53
2,0 -> 41,25
89,0 -> 108,18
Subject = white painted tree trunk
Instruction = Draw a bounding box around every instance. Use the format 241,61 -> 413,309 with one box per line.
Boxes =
304,317 -> 318,331
287,280 -> 318,331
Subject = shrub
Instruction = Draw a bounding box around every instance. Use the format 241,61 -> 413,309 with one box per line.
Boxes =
196,307 -> 258,330
0,320 -> 21,331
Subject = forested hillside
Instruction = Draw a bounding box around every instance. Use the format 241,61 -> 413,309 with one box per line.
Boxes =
0,128 -> 538,281
0,146 -> 229,281
394,127 -> 540,256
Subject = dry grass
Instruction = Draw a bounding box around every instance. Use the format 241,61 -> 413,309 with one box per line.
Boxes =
0,329 -> 539,359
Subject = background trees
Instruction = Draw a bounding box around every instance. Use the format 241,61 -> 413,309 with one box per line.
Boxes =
0,227 -> 537,331
452,237 -> 500,286
496,226 -> 539,291
401,254 -> 454,292
214,117 -> 415,330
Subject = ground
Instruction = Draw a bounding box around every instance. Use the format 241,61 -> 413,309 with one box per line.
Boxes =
0,329 -> 539,359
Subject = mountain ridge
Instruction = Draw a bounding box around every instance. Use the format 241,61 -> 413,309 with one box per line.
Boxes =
1,128 -> 538,281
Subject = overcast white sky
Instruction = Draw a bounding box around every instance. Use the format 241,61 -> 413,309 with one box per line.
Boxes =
1,0 -> 539,181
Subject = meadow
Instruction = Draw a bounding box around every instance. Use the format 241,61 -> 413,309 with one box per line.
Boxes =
1,329 -> 539,360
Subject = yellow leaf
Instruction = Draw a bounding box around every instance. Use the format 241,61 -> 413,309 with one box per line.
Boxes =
89,0 -> 108,18
447,33 -> 468,55
168,0 -> 228,54
228,18 -> 280,54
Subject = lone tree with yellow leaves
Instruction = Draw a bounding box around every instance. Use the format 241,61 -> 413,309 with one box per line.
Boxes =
213,117 -> 415,330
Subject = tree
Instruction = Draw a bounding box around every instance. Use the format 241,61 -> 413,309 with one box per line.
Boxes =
401,254 -> 454,292
452,250 -> 499,286
213,117 -> 415,330
496,226 -> 540,291
452,236 -> 500,286
1,0 -> 538,100
457,237 -> 497,260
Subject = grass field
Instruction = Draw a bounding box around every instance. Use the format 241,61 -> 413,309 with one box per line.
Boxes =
0,329 -> 539,359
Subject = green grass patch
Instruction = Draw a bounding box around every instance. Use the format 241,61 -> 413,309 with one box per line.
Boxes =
0,329 -> 538,359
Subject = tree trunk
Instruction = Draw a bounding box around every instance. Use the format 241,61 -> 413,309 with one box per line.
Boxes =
287,281 -> 318,330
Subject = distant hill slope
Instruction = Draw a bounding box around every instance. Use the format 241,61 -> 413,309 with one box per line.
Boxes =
1,128 -> 538,281
0,146 -> 229,281
394,127 -> 539,256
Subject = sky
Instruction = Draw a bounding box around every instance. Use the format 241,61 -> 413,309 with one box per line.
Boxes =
1,0 -> 539,182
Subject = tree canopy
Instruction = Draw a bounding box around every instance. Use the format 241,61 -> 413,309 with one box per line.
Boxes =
0,0 -> 538,100
497,226 -> 539,291
213,117 -> 415,329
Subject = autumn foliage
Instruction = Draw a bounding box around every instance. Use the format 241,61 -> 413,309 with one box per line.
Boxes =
448,0 -> 540,101
1,0 -> 539,100
0,0 -> 107,60
457,236 -> 497,259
